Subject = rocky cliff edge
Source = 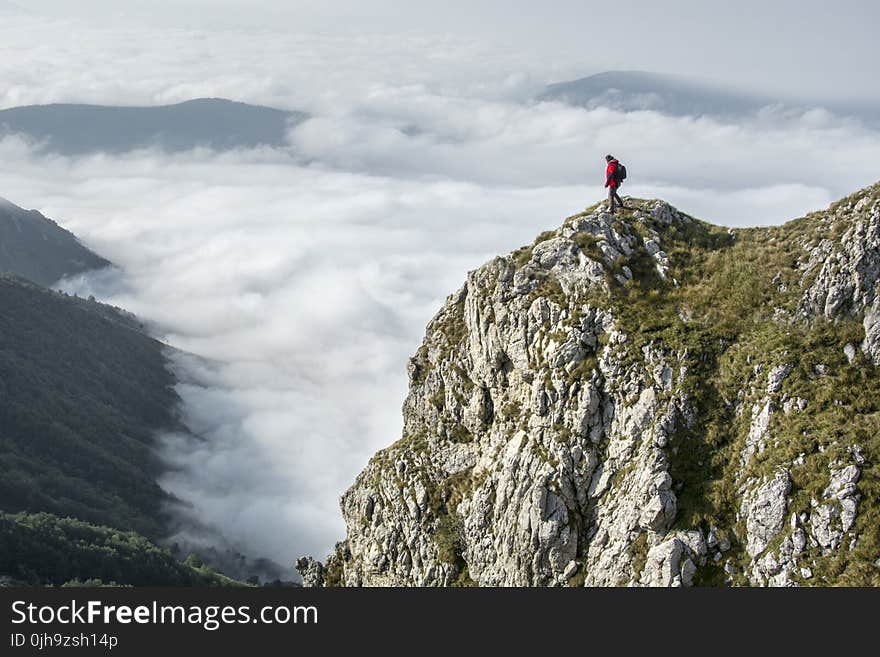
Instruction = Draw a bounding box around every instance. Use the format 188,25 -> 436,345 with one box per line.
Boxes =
300,183 -> 880,587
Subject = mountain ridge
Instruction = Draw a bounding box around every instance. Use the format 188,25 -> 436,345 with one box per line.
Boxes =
538,70 -> 880,123
0,197 -> 110,287
0,98 -> 306,155
299,181 -> 880,587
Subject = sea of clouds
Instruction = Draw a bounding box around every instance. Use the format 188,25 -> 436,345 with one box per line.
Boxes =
2,14 -> 879,576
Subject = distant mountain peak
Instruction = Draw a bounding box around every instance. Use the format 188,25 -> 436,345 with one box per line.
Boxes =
0,98 -> 307,155
539,70 -> 779,117
538,70 -> 879,124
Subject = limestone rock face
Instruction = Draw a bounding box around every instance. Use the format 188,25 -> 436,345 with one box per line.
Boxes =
740,470 -> 791,558
300,184 -> 880,587
295,556 -> 325,588
800,191 -> 880,363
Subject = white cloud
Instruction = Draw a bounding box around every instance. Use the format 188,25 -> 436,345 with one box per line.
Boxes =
0,16 -> 549,112
5,142 -> 585,568
2,14 -> 879,575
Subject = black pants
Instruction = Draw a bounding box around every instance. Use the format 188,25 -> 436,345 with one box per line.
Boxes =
607,186 -> 624,212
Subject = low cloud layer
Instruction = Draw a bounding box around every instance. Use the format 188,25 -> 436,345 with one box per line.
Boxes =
5,142 -> 586,567
2,14 -> 880,574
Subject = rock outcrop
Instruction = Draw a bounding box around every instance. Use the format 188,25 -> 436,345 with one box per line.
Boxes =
301,183 -> 880,587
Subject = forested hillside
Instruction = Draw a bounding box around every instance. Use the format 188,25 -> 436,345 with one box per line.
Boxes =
0,274 -> 177,538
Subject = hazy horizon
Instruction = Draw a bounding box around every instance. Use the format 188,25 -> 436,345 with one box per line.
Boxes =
7,0 -> 880,104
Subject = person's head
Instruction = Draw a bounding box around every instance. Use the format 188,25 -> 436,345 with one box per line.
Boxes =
605,154 -> 614,162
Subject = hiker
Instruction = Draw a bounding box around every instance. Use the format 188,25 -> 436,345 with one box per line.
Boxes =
604,154 -> 626,214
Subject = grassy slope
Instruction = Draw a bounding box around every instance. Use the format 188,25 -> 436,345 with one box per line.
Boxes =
576,188 -> 879,585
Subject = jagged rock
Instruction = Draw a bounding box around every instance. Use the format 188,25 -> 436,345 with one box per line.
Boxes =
740,364 -> 794,469
809,463 -> 862,551
849,444 -> 866,465
810,503 -> 841,550
741,400 -> 772,467
825,464 -> 860,499
801,201 -> 879,318
766,364 -> 793,394
638,532 -> 708,587
640,538 -> 686,587
295,556 -> 325,588
864,299 -> 880,364
307,187 -> 880,587
741,471 -> 792,558
707,527 -> 719,549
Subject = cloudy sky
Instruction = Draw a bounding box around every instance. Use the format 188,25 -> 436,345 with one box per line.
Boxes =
11,0 -> 880,102
1,2 -> 878,574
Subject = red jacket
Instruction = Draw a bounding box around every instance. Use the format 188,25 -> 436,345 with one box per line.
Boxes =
605,160 -> 620,188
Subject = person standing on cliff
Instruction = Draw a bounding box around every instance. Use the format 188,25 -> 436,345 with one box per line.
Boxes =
604,154 -> 626,214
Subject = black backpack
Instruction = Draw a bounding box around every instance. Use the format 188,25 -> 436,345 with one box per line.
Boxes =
615,162 -> 627,182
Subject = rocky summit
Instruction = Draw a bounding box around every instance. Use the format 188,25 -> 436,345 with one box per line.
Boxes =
301,182 -> 880,587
